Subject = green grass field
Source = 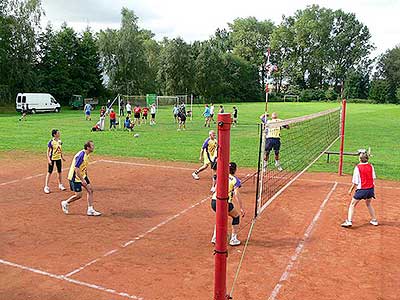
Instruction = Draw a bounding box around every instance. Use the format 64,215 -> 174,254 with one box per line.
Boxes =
0,102 -> 399,180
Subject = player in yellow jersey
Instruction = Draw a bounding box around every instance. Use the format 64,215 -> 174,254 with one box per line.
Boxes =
44,129 -> 66,194
210,162 -> 245,246
192,130 -> 218,192
61,140 -> 101,216
260,112 -> 288,171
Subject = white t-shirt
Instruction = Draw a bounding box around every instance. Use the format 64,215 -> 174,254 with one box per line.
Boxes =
150,106 -> 156,114
126,103 -> 132,112
210,105 -> 215,114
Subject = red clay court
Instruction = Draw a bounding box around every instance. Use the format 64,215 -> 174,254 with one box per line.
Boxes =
0,152 -> 399,300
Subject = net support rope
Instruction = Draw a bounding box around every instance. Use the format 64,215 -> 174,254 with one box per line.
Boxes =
228,106 -> 341,298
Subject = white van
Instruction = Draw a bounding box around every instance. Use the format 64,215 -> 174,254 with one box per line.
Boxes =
16,93 -> 61,114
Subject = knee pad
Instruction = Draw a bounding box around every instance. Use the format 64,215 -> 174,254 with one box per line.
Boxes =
232,216 -> 240,225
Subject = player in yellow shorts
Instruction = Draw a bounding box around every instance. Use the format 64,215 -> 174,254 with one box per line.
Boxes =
192,130 -> 218,192
210,162 -> 245,246
61,140 -> 101,216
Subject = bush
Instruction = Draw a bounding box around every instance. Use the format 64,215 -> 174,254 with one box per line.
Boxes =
325,89 -> 339,101
369,79 -> 394,103
300,89 -> 325,101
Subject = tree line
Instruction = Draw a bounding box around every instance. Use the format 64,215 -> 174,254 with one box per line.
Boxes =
0,0 -> 399,105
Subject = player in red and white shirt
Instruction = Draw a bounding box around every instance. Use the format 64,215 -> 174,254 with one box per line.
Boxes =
341,151 -> 378,228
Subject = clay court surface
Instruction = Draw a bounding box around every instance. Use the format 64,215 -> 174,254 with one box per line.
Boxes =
0,152 -> 399,300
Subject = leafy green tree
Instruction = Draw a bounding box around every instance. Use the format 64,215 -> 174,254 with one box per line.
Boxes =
369,79 -> 392,103
376,46 -> 400,102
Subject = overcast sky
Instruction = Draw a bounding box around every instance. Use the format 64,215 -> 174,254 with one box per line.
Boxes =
41,0 -> 399,56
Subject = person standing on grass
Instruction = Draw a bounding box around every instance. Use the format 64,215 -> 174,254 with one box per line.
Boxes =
109,109 -> 117,130
133,104 -> 141,126
203,104 -> 211,127
142,105 -> 149,125
19,103 -> 28,121
341,152 -> 378,228
173,104 -> 179,123
84,103 -> 92,121
210,103 -> 215,124
177,107 -> 187,131
120,99 -> 125,116
44,129 -> 66,194
192,130 -> 218,192
210,162 -> 245,246
106,99 -> 112,115
61,140 -> 101,216
126,101 -> 132,117
100,106 -> 106,118
218,105 -> 224,114
150,103 -> 156,125
232,106 -> 238,127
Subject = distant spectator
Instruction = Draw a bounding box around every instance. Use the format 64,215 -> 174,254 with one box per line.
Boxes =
124,116 -> 134,131
109,109 -> 117,130
84,103 -> 92,121
142,106 -> 149,124
133,104 -> 141,126
150,103 -> 156,125
126,101 -> 132,117
120,99 -> 125,116
219,105 -> 224,114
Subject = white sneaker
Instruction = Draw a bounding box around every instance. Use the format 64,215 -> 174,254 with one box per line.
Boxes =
210,186 -> 216,193
192,172 -> 200,180
211,236 -> 216,244
59,184 -> 66,191
229,236 -> 241,246
44,186 -> 50,194
370,219 -> 379,226
87,208 -> 102,216
277,165 -> 283,172
61,201 -> 69,214
341,220 -> 352,228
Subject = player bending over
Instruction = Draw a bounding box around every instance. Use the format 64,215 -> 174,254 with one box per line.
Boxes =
61,140 -> 101,216
210,162 -> 245,246
341,152 -> 378,228
192,130 -> 217,192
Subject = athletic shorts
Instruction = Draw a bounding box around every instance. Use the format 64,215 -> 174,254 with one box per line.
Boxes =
211,199 -> 234,212
85,111 -> 91,116
69,177 -> 90,193
180,116 -> 186,122
265,138 -> 281,155
354,188 -> 375,200
210,160 -> 217,170
142,114 -> 148,119
48,159 -> 62,173
134,113 -> 140,119
127,111 -> 132,115
151,113 -> 156,118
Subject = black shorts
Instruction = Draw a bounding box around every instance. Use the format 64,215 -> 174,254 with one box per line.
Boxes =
210,160 -> 217,170
134,113 -> 140,119
142,114 -> 148,119
354,188 -> 375,200
69,177 -> 90,193
265,138 -> 281,155
180,116 -> 186,122
151,113 -> 156,118
127,111 -> 132,115
211,199 -> 234,212
48,159 -> 62,173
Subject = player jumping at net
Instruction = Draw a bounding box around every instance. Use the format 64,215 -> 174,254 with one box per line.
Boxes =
341,151 -> 378,228
192,130 -> 218,192
44,129 -> 66,194
260,112 -> 288,171
61,140 -> 101,216
210,162 -> 245,246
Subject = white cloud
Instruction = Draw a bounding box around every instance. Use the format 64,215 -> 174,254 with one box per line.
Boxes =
41,0 -> 400,55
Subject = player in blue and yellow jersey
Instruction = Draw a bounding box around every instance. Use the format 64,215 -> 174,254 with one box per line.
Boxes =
44,129 -> 66,194
260,112 -> 288,171
192,130 -> 218,192
61,140 -> 101,216
210,162 -> 245,246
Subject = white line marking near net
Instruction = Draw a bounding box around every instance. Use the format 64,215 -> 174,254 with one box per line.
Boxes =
0,161 -> 99,186
99,159 -> 194,171
63,196 -> 210,278
0,258 -> 142,299
268,182 -> 338,300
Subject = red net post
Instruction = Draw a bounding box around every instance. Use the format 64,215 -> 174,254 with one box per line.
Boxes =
338,99 -> 347,176
214,113 -> 232,300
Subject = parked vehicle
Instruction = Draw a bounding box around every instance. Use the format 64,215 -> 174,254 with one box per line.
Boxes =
16,93 -> 61,114
84,97 -> 99,109
69,94 -> 83,109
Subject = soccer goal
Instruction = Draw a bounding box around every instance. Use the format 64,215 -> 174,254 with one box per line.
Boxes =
156,95 -> 179,107
121,95 -> 147,107
283,94 -> 300,102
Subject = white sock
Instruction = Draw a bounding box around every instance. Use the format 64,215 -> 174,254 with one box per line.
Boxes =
275,160 -> 280,166
88,206 -> 93,211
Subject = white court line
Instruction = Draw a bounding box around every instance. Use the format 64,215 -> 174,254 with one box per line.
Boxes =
0,259 -> 142,299
99,159 -> 194,171
63,195 -> 210,278
268,182 -> 338,300
0,161 -> 99,187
